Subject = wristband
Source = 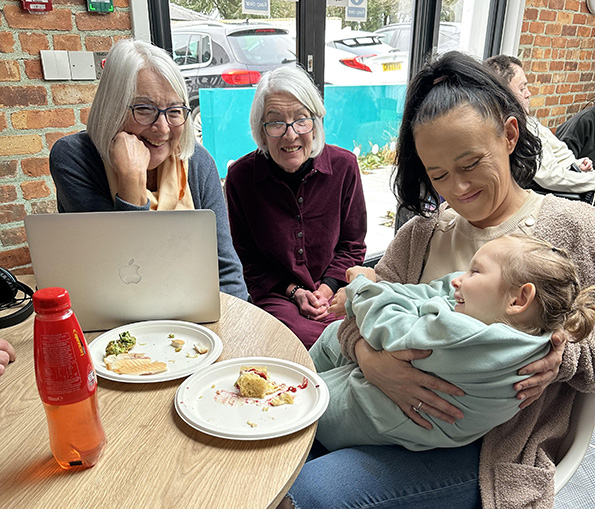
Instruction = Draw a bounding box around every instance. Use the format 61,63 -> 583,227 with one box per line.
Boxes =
289,285 -> 303,301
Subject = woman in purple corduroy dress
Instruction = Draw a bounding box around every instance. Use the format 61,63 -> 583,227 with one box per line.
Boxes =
225,66 -> 367,348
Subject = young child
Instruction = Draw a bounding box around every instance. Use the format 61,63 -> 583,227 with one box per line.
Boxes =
311,234 -> 595,452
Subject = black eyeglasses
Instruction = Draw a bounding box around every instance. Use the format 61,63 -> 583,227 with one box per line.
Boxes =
129,104 -> 192,126
263,117 -> 315,137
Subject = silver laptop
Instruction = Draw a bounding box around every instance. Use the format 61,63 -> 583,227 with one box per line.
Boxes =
25,210 -> 220,331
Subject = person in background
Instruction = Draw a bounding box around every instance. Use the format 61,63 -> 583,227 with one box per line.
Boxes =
0,339 -> 16,378
225,65 -> 367,348
312,234 -> 595,452
556,104 -> 595,163
278,51 -> 595,509
485,54 -> 595,197
49,39 -> 248,300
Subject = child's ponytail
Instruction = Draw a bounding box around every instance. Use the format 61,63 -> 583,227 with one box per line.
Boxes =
563,286 -> 595,342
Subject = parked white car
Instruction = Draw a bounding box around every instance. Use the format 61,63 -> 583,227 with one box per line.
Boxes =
325,29 -> 408,86
375,22 -> 461,54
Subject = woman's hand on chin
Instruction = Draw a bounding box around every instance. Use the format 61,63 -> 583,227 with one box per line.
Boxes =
110,132 -> 151,205
514,330 -> 566,409
355,339 -> 465,429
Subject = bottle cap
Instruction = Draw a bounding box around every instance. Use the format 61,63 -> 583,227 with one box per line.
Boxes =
32,287 -> 72,314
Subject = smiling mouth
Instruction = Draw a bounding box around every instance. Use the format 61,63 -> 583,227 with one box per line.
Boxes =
142,137 -> 168,147
457,190 -> 481,203
282,146 -> 301,153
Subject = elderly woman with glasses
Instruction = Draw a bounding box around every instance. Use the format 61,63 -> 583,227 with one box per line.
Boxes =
225,65 -> 367,348
49,39 -> 247,300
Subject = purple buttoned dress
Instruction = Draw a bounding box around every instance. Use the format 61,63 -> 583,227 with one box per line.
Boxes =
225,144 -> 367,348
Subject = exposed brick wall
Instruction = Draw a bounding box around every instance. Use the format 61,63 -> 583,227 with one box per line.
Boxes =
519,0 -> 595,130
0,0 -> 132,274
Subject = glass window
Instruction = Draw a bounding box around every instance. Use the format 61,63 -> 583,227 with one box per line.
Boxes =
211,40 -> 230,66
228,29 -> 296,66
169,1 -> 501,258
172,33 -> 212,66
438,0 -> 491,57
172,32 -> 190,65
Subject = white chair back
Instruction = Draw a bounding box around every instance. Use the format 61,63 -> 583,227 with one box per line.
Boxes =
554,392 -> 595,493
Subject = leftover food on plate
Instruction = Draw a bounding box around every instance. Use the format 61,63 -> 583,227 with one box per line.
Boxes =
234,366 -> 279,398
171,339 -> 185,352
187,342 -> 209,359
271,392 -> 294,406
93,321 -> 224,384
194,343 -> 208,355
105,330 -> 136,356
104,352 -> 167,375
175,357 -> 330,439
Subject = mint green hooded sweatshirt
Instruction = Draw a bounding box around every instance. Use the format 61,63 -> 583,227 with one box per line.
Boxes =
312,272 -> 551,451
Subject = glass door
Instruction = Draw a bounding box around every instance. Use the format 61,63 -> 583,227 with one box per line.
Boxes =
165,0 -> 502,257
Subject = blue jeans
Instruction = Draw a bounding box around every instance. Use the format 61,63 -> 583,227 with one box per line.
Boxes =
286,439 -> 482,508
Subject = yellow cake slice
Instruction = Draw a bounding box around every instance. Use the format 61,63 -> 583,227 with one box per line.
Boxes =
235,366 -> 278,398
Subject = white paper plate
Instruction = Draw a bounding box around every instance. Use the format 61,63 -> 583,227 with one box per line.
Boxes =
89,320 -> 223,383
175,357 -> 329,440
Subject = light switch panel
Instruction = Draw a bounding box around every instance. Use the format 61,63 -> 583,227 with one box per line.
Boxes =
40,50 -> 71,80
69,51 -> 97,80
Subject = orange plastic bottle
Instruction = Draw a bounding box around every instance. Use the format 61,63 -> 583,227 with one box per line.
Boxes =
33,287 -> 106,469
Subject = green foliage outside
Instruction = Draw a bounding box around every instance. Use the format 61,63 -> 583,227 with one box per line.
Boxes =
356,141 -> 396,174
171,0 -> 461,29
172,0 -> 295,20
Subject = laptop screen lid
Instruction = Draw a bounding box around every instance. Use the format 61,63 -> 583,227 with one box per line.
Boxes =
25,210 -> 220,331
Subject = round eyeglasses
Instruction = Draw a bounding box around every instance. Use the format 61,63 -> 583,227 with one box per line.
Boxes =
129,104 -> 192,127
263,117 -> 315,138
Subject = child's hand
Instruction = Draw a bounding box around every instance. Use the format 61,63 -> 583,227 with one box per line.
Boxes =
346,266 -> 377,283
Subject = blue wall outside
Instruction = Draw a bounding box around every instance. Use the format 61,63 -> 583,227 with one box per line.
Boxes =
200,84 -> 407,178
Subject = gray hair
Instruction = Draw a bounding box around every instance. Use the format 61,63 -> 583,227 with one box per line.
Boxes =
87,39 -> 195,165
250,65 -> 326,159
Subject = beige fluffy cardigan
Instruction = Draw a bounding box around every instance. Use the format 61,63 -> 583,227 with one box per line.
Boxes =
338,194 -> 595,509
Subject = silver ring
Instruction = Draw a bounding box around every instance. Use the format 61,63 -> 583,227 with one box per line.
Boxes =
412,401 -> 423,414
307,315 -> 311,320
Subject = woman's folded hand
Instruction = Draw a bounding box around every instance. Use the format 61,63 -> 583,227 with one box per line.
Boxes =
295,288 -> 329,321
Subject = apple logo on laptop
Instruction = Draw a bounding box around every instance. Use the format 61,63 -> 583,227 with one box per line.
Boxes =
118,259 -> 142,284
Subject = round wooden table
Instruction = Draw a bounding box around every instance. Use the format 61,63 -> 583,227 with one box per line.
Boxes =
0,275 -> 316,509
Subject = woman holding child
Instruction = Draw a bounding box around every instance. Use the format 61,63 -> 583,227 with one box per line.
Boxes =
280,52 -> 595,509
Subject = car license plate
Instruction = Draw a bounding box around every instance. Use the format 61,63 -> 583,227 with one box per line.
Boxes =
382,62 -> 402,72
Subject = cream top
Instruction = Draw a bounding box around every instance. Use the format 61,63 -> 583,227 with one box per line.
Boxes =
420,191 -> 544,283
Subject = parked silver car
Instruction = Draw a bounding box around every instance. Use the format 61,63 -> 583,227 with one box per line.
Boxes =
172,21 -> 296,139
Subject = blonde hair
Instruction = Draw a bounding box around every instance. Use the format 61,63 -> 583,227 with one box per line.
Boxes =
497,234 -> 595,341
87,39 -> 195,165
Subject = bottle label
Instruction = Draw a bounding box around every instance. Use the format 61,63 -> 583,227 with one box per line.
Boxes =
35,328 -> 97,406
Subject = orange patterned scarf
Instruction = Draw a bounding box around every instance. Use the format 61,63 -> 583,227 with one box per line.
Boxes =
105,153 -> 194,210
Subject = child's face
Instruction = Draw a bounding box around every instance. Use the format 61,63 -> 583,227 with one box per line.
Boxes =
451,238 -> 511,324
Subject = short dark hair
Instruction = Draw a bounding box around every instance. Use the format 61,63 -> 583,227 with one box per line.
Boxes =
394,51 -> 541,216
484,54 -> 523,84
